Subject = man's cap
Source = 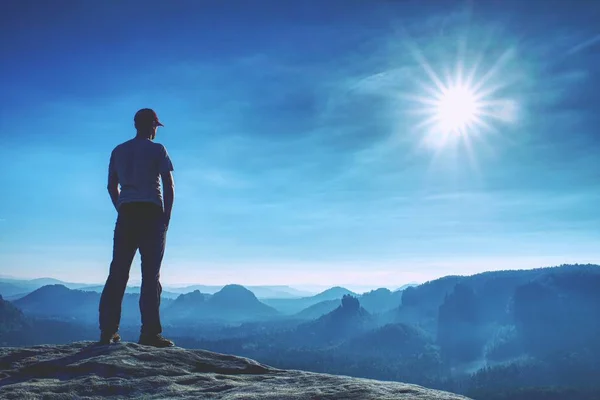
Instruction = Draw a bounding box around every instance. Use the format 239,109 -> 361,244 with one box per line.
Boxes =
134,108 -> 164,127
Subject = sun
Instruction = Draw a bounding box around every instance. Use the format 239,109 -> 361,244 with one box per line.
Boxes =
410,71 -> 490,149
435,84 -> 480,135
405,43 -> 519,155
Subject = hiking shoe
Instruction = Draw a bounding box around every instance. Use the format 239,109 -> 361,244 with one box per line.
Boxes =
138,333 -> 175,348
99,332 -> 121,345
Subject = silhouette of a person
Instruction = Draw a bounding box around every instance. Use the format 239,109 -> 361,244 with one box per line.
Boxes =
98,108 -> 175,347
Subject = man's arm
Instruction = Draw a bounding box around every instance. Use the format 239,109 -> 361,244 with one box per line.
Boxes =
107,151 -> 120,212
161,171 -> 175,229
107,172 -> 120,212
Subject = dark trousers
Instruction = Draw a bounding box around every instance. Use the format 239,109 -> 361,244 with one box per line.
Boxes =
99,201 -> 167,335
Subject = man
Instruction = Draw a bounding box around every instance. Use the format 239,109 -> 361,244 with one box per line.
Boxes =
98,108 -> 175,347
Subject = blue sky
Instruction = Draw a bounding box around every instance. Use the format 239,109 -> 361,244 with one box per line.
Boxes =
1,0 -> 599,291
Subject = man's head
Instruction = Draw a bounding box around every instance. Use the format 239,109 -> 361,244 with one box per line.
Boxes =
134,108 -> 164,140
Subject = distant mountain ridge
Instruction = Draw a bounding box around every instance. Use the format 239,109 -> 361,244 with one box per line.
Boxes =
167,285 -> 314,299
359,288 -> 403,314
9,283 -> 284,325
11,284 -> 174,325
285,287 -> 404,320
13,285 -> 100,319
0,278 -> 316,300
166,285 -> 279,323
293,299 -> 340,320
0,282 -> 30,298
0,294 -> 28,339
310,286 -> 356,301
0,277 -> 417,303
293,295 -> 374,346
262,287 -> 358,315
393,283 -> 419,292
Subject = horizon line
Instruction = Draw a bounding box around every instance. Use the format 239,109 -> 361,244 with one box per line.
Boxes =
0,275 -> 419,291
3,262 -> 599,289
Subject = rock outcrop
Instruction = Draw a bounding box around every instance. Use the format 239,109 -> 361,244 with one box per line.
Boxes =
0,342 -> 471,399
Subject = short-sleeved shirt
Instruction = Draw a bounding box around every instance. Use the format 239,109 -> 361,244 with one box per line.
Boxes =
108,137 -> 174,209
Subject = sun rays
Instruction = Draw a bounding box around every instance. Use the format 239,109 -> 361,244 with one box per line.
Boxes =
405,39 -> 520,165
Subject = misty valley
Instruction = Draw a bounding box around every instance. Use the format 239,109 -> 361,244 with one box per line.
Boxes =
1,264 -> 599,400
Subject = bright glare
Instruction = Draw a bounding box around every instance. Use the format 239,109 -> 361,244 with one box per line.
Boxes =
406,43 -> 519,155
435,85 -> 479,134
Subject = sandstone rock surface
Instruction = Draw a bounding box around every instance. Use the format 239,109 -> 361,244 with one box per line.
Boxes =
0,342 -> 471,399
